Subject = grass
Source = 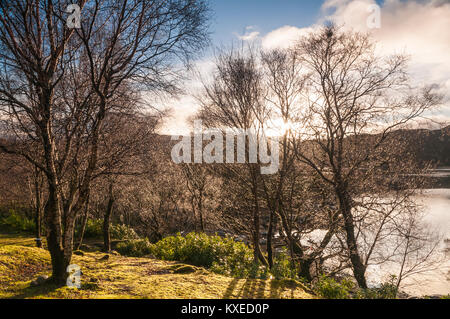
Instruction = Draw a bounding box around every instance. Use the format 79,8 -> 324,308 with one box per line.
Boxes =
0,231 -> 314,299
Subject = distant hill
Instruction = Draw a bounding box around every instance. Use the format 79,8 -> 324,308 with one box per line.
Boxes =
157,126 -> 450,167
391,126 -> 450,167
2,125 -> 450,167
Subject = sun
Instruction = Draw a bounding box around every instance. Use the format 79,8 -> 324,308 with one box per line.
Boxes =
265,119 -> 296,137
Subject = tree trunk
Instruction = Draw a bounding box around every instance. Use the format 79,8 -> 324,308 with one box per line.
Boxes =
31,166 -> 45,248
276,203 -> 314,280
198,191 -> 205,232
299,258 -> 313,282
42,121 -> 68,285
75,194 -> 90,251
103,184 -> 114,253
35,205 -> 42,248
34,177 -> 43,248
251,181 -> 268,266
337,187 -> 368,289
45,186 -> 67,285
266,210 -> 275,269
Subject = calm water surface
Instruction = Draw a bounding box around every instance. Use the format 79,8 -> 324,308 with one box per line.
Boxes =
367,169 -> 450,296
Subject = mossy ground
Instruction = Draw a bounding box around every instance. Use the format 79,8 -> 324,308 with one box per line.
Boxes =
0,231 -> 314,299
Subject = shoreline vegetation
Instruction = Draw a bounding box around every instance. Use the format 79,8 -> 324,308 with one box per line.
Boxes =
1,228 -> 448,299
0,229 -> 313,299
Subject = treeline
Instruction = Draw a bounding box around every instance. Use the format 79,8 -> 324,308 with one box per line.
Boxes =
0,0 -> 210,284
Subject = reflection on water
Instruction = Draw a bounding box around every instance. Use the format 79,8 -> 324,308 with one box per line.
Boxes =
368,169 -> 450,296
406,189 -> 450,296
298,169 -> 450,296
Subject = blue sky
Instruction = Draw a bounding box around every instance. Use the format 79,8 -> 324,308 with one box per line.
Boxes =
208,0 -> 384,45
209,0 -> 322,44
161,0 -> 450,134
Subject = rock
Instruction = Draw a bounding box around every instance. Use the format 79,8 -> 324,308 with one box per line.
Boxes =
98,254 -> 110,261
31,275 -> 49,286
397,291 -> 411,299
36,275 -> 49,284
171,265 -> 198,274
81,282 -> 99,291
80,244 -> 97,252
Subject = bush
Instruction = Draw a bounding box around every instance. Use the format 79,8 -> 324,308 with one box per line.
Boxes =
83,219 -> 139,240
111,224 -> 139,240
116,239 -> 153,257
314,275 -> 399,299
0,210 -> 35,233
151,232 -> 265,278
82,219 -> 103,238
271,250 -> 297,280
314,275 -> 353,299
355,275 -> 398,299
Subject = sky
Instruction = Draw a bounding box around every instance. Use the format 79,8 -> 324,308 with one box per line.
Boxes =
209,0 -> 385,45
209,0 -> 324,45
160,0 -> 450,135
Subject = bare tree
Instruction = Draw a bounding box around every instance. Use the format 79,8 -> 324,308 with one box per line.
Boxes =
181,164 -> 209,232
291,25 -> 442,288
27,165 -> 47,248
260,49 -> 310,270
0,0 -> 90,283
0,0 -> 210,284
197,46 -> 269,266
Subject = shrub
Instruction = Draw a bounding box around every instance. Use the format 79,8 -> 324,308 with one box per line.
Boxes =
82,219 -> 139,240
314,275 -> 400,299
111,224 -> 139,240
314,275 -> 353,299
151,232 -> 264,278
375,276 -> 398,299
271,250 -> 297,280
116,239 -> 153,257
82,219 -> 103,238
0,210 -> 35,233
355,275 -> 398,299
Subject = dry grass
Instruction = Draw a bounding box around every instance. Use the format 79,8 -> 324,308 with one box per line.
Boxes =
0,232 -> 314,299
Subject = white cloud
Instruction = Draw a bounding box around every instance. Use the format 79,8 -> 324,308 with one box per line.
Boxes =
321,0 -> 450,122
157,58 -> 216,135
235,26 -> 261,42
237,31 -> 260,41
262,25 -> 316,50
159,95 -> 198,136
259,0 -> 450,124
160,1 -> 450,134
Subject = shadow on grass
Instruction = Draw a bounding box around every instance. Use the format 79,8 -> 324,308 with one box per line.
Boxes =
7,281 -> 60,299
222,278 -> 238,298
0,227 -> 47,249
223,278 -> 270,299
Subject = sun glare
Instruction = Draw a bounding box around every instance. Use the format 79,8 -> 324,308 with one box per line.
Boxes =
266,119 -> 297,137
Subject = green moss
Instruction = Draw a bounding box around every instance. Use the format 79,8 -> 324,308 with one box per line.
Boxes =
0,232 -> 46,248
169,264 -> 200,274
0,232 -> 314,299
